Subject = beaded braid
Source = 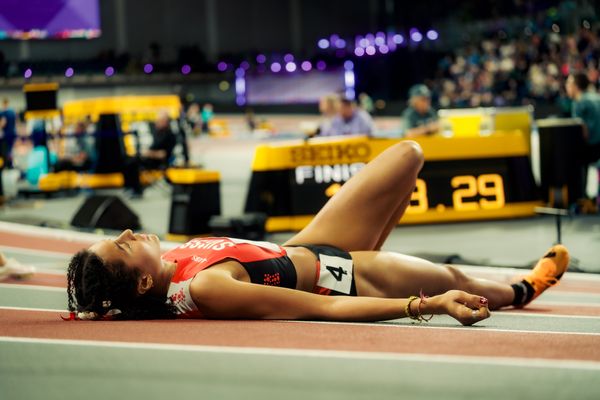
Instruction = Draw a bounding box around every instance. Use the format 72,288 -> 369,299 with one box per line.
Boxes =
66,250 -> 176,320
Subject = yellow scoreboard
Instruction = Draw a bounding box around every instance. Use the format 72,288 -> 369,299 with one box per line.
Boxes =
244,132 -> 543,232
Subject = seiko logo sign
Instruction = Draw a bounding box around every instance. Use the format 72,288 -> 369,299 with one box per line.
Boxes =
290,143 -> 371,164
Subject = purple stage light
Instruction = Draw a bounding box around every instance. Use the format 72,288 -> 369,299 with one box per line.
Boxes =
410,31 -> 423,42
105,66 -> 115,77
359,38 -> 369,48
344,60 -> 354,70
365,33 -> 375,43
318,38 -> 330,49
143,64 -> 153,74
240,61 -> 250,70
345,71 -> 355,87
335,38 -> 346,49
65,67 -> 74,77
217,61 -> 228,72
426,30 -> 439,40
235,67 -> 245,78
354,47 -> 365,57
374,36 -> 385,46
365,46 -> 376,56
379,45 -> 389,54
181,64 -> 192,75
256,54 -> 267,64
316,61 -> 327,71
24,68 -> 32,79
271,62 -> 282,73
284,54 -> 294,63
285,62 -> 297,72
300,61 -> 312,71
392,34 -> 404,44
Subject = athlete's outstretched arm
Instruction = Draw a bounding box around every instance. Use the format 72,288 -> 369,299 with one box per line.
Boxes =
190,266 -> 490,326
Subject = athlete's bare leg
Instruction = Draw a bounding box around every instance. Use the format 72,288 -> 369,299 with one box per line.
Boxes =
284,141 -> 423,251
352,251 -> 514,310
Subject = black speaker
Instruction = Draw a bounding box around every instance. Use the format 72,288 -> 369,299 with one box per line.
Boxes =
537,118 -> 587,205
209,213 -> 267,241
94,113 -> 126,173
71,195 -> 141,231
168,181 -> 220,235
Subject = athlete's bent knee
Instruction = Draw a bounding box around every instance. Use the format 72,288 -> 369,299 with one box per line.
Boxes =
444,265 -> 472,290
397,140 -> 424,169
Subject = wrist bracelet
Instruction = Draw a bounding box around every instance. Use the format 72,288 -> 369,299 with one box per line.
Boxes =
405,296 -> 419,320
417,289 -> 434,322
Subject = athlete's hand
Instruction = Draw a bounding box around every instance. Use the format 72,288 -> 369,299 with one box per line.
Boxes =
431,290 -> 490,326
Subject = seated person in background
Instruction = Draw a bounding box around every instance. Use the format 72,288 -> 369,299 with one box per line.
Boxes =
124,112 -> 177,197
314,93 -> 341,137
53,121 -> 94,172
320,98 -> 374,137
401,84 -> 439,138
142,112 -> 177,169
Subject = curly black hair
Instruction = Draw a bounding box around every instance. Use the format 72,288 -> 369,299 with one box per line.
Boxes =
66,250 -> 176,320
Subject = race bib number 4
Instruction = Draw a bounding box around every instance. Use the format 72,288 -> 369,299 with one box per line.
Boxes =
317,254 -> 353,294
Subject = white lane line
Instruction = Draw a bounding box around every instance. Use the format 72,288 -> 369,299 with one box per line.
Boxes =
0,283 -> 66,292
282,320 -> 600,336
1,336 -> 599,371
1,305 -> 599,336
455,264 -> 600,282
498,311 -> 600,320
0,221 -> 180,250
0,305 -> 67,313
0,245 -> 71,258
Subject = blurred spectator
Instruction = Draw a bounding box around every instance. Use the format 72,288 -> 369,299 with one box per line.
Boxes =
0,98 -> 17,168
53,121 -> 94,172
185,103 -> 202,136
124,112 -> 177,197
144,112 -> 177,168
401,84 -> 439,138
201,103 -> 214,134
358,92 -> 374,114
315,93 -> 341,136
565,71 -> 600,200
320,99 -> 374,137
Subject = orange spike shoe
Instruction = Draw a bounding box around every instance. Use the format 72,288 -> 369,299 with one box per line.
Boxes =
522,245 -> 570,305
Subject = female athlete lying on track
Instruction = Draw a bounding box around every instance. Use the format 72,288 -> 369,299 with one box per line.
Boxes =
66,141 -> 569,325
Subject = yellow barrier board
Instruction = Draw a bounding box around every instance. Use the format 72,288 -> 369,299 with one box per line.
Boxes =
251,132 -> 530,171
77,173 -> 124,189
62,95 -> 181,125
166,169 -> 220,184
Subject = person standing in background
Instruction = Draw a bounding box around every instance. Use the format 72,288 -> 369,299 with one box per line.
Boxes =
201,103 -> 214,134
0,98 -> 17,168
565,72 -> 600,207
401,85 -> 439,138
